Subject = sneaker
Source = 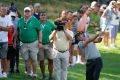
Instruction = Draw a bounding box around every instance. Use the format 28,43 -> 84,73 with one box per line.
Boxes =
2,72 -> 7,78
104,46 -> 109,49
110,45 -> 118,49
27,73 -> 33,77
0,73 -> 3,78
33,74 -> 37,78
33,74 -> 37,80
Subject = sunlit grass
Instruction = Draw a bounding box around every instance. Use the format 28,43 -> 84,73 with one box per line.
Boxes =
0,0 -> 120,80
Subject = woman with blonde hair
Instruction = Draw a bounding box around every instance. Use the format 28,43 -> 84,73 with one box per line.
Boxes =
100,1 -> 117,48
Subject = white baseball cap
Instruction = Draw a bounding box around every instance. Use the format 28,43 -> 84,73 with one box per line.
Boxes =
91,1 -> 98,8
24,7 -> 31,11
9,12 -> 16,17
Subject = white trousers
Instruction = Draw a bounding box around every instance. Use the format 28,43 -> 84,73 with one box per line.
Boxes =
53,49 -> 69,80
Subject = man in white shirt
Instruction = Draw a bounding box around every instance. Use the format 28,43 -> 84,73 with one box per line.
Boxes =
0,6 -> 13,78
109,7 -> 120,48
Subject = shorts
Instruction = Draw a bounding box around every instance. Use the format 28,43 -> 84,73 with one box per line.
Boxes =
38,44 -> 53,61
110,24 -> 118,38
20,40 -> 39,61
0,42 -> 8,59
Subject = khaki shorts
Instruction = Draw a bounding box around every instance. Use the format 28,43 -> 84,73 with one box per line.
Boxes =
38,44 -> 53,61
20,40 -> 39,61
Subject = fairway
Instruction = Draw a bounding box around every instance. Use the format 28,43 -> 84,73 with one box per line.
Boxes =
0,33 -> 120,80
0,0 -> 120,80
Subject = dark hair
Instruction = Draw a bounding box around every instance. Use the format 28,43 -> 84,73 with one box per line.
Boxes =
77,9 -> 84,14
67,10 -> 73,14
16,11 -> 21,18
72,15 -> 77,19
7,10 -> 10,15
40,11 -> 46,14
11,2 -> 14,6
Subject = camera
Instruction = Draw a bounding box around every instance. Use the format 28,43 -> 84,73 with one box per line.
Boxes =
54,20 -> 67,31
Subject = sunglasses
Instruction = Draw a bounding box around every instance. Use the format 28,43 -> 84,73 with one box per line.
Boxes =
40,14 -> 46,16
24,10 -> 30,13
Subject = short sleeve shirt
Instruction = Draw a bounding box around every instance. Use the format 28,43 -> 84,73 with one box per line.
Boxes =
78,36 -> 101,60
18,16 -> 42,43
41,20 -> 55,44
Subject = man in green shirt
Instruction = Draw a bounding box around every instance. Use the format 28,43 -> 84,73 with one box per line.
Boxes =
87,1 -> 101,34
13,7 -> 42,78
37,12 -> 55,80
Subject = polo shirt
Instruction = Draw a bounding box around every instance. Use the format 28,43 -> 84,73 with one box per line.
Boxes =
53,29 -> 74,51
18,16 -> 42,43
78,35 -> 101,60
41,20 -> 55,44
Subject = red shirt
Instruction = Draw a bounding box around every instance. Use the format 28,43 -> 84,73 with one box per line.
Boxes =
8,26 -> 14,45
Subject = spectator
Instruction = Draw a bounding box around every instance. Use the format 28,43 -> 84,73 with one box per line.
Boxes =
29,5 -> 34,15
38,12 -> 55,80
50,20 -> 73,80
56,10 -> 68,21
76,8 -> 92,33
101,1 -> 117,48
109,1 -> 120,48
13,7 -> 42,78
33,3 -> 41,20
7,12 -> 14,73
9,12 -> 20,73
66,11 -> 73,30
89,1 -> 101,34
69,15 -> 79,66
0,5 -> 13,78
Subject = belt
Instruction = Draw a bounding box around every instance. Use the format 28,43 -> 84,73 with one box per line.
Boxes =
87,57 -> 101,62
55,48 -> 68,53
21,40 -> 37,43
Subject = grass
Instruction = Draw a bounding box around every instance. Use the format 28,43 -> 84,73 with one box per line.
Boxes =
0,33 -> 119,80
0,34 -> 120,80
0,0 -> 120,80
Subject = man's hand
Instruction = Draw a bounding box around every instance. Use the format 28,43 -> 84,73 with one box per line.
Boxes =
13,42 -> 17,49
38,43 -> 42,48
0,26 -> 12,32
69,55 -> 73,64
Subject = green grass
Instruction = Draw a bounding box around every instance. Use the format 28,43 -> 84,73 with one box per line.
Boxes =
0,0 -> 120,80
0,34 -> 120,80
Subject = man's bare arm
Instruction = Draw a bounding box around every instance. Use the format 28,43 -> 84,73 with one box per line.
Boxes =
0,26 -> 12,32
